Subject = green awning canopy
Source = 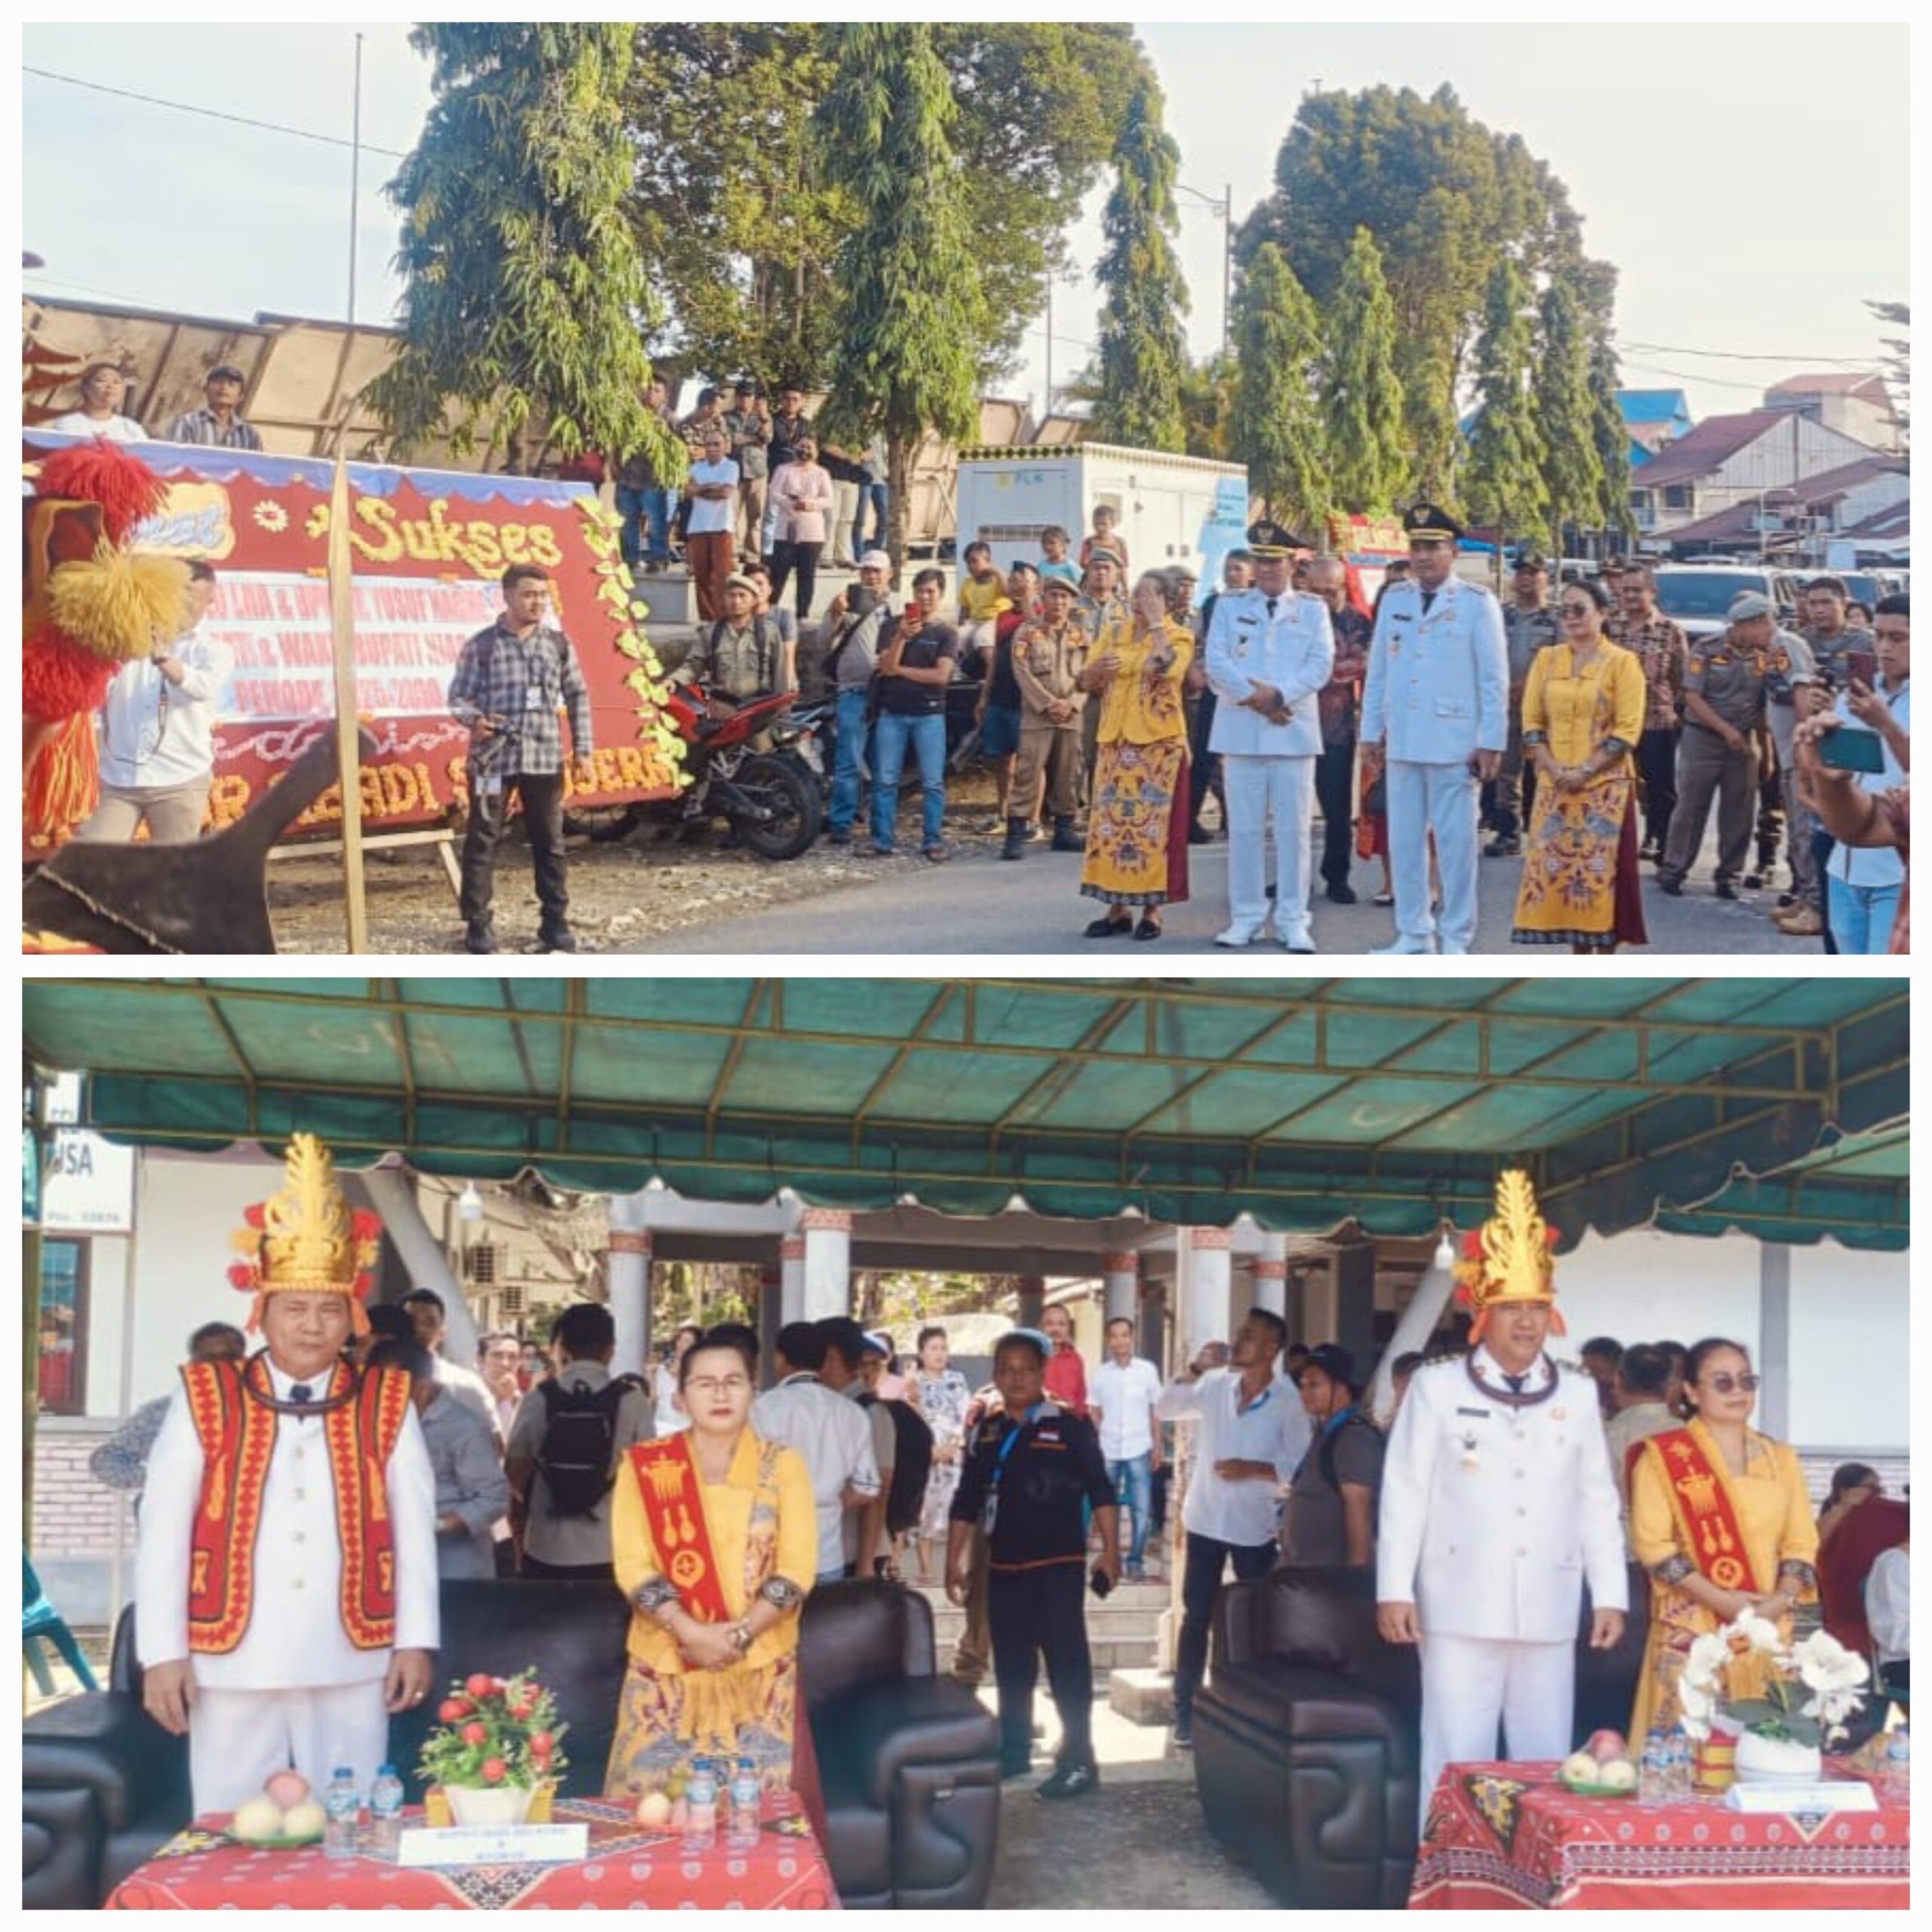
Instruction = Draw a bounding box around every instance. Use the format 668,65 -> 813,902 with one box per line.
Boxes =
22,976 -> 1908,1247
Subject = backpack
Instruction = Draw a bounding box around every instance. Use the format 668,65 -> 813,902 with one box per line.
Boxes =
533,1374 -> 642,1518
705,614 -> 781,694
1315,1412 -> 1385,1497
858,1392 -> 934,1537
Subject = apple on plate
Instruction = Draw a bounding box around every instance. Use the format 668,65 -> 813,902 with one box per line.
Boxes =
1597,1758 -> 1638,1794
1559,1749 -> 1601,1790
635,1791 -> 672,1829
265,1770 -> 311,1811
1585,1728 -> 1628,1764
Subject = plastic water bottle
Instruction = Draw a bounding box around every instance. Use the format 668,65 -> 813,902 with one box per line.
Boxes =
1639,1730 -> 1668,1804
368,1764 -> 406,1860
1664,1727 -> 1693,1801
324,1767 -> 361,1860
684,1758 -> 718,1852
1883,1724 -> 1909,1786
728,1756 -> 761,1846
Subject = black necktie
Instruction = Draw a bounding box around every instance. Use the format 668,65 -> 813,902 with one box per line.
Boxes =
1504,1373 -> 1526,1395
1420,589 -> 1436,615
290,1383 -> 313,1405
1266,597 -> 1278,619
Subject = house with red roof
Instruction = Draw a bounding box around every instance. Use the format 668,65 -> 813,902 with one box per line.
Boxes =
1764,371 -> 1903,454
1626,407 -> 1879,539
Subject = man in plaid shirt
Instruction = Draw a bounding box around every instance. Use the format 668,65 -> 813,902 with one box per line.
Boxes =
448,563 -> 596,953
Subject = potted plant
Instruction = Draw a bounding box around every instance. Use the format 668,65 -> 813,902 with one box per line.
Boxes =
417,1669 -> 570,1828
1677,1613 -> 1869,1783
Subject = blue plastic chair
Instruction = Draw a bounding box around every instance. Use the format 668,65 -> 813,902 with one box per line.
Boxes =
23,1552 -> 99,1694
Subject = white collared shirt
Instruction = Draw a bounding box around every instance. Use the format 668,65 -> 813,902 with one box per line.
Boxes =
97,629 -> 236,790
1091,1355 -> 1164,1460
1157,1366 -> 1312,1547
750,1372 -> 880,1575
1829,680 -> 1908,891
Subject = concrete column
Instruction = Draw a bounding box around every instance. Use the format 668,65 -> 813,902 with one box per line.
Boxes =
1302,1269 -> 1338,1349
1016,1275 -> 1046,1327
779,1234 -> 806,1328
1284,1269 -> 1306,1345
1103,1250 -> 1139,1327
358,1168 -> 479,1364
605,1191 -> 653,1381
1334,1241 -> 1377,1373
1183,1228 -> 1233,1359
758,1263 -> 783,1390
1252,1233 -> 1288,1321
1758,1241 -> 1792,1439
1140,1276 -> 1169,1374
799,1208 -> 852,1321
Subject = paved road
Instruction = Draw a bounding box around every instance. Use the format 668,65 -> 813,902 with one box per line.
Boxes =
632,817 -> 1829,957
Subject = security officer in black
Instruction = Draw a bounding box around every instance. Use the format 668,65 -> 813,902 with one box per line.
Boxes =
948,1330 -> 1120,1800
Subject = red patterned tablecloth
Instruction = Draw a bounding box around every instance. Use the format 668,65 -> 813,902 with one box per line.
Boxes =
106,1797 -> 839,1910
1408,1760 -> 1909,1911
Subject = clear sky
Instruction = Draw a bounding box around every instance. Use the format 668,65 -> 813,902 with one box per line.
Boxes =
20,18 -> 1910,429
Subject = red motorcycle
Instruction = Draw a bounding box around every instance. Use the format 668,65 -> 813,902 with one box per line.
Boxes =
577,684 -> 822,860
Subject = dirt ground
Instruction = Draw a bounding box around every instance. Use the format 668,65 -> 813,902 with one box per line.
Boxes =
269,771 -> 1027,955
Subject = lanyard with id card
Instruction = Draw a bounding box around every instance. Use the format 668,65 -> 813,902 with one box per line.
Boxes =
981,1404 -> 1042,1538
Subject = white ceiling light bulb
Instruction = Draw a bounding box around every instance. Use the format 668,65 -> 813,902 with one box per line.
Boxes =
457,1182 -> 485,1223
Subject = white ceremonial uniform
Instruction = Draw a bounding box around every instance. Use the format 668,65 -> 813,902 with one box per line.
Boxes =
1359,577 -> 1508,952
1205,587 -> 1335,946
136,1355 -> 439,1813
1377,1348 -> 1626,1829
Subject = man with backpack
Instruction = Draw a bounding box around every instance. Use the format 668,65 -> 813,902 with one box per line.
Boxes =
672,573 -> 795,724
503,1304 -> 651,1583
854,1329 -> 935,1577
1282,1343 -> 1383,1567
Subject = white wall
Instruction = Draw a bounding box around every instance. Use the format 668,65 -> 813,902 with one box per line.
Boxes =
1550,1227 -> 1764,1364
1786,1241 -> 1910,1451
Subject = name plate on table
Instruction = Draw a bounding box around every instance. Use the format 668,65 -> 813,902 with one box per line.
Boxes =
398,1822 -> 589,1867
1724,1783 -> 1878,1815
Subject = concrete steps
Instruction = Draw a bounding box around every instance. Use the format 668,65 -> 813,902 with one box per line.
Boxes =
904,1577 -> 1173,1674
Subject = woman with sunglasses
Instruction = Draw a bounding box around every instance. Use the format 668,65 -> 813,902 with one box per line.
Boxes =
1626,1337 -> 1819,1739
606,1328 -> 818,1798
1509,578 -> 1650,952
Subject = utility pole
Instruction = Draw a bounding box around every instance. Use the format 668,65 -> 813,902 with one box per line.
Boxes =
347,31 -> 364,327
1223,181 -> 1233,363
1045,275 -> 1054,420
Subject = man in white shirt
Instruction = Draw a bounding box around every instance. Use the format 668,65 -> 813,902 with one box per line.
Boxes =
401,1287 -> 501,1447
1155,1307 -> 1312,1747
1378,1171 -> 1626,1831
134,1134 -> 437,1814
73,561 -> 233,845
1866,1540 -> 1909,1705
1090,1315 -> 1164,1580
477,1330 -> 525,1445
751,1321 -> 881,1585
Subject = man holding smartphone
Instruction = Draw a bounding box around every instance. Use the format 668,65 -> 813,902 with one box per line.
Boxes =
1817,592 -> 1909,952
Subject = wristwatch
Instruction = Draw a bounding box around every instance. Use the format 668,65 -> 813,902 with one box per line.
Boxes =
728,1622 -> 752,1655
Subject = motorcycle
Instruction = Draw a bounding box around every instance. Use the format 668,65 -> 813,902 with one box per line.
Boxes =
571,684 -> 823,860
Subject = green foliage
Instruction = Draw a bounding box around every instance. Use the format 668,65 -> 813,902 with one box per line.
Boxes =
1232,244 -> 1327,530
1091,81 -> 1190,454
1577,257 -> 1635,536
369,24 -> 679,478
1531,277 -> 1603,551
1245,84 -> 1583,503
813,23 -> 984,565
1177,352 -> 1239,462
1319,227 -> 1406,518
1463,257 -> 1547,536
1866,298 -> 1909,441
622,23 -> 1145,389
417,1669 -> 569,1793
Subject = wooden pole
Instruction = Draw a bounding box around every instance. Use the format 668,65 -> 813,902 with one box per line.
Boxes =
328,419 -> 369,952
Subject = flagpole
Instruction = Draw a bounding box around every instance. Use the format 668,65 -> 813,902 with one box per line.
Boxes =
328,412 -> 369,952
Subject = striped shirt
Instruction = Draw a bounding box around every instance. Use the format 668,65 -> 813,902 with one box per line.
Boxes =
448,619 -> 594,778
165,408 -> 264,451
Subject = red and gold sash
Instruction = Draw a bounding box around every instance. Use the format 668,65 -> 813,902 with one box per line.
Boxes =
1640,1426 -> 1762,1595
626,1435 -> 732,1624
183,1355 -> 411,1654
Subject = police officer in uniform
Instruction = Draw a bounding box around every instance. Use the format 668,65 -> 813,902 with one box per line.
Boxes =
1657,589 -> 1774,898
1360,504 -> 1509,954
1377,1170 -> 1626,1831
1204,520 -> 1336,950
1487,550 -> 1561,856
947,1329 -> 1120,1800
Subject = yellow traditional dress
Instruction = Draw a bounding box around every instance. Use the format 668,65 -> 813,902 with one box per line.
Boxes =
606,1427 -> 817,1794
1627,1417 -> 1820,1738
1080,614 -> 1194,907
1511,641 -> 1648,949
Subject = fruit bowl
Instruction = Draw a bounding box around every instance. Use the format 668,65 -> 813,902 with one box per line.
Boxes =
223,1825 -> 325,1850
1558,1776 -> 1638,1799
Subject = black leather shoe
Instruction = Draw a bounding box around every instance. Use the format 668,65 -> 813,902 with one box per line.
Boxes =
1324,881 -> 1358,905
1484,835 -> 1521,857
1133,914 -> 1163,942
1035,1760 -> 1099,1801
531,929 -> 585,953
1657,877 -> 1684,897
463,923 -> 498,955
1743,872 -> 1764,891
1084,913 -> 1133,938
1715,880 -> 1740,901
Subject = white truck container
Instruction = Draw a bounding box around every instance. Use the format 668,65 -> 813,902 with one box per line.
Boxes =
954,441 -> 1250,590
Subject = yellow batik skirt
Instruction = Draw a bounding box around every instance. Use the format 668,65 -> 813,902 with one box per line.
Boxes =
605,1653 -> 798,1795
1511,768 -> 1647,950
1080,739 -> 1190,907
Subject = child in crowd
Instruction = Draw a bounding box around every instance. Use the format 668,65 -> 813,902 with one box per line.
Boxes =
957,540 -> 1012,673
1079,503 -> 1129,576
1039,525 -> 1082,587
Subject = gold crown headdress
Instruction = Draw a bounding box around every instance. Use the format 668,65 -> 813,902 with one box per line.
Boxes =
227,1134 -> 381,1335
1451,1169 -> 1564,1344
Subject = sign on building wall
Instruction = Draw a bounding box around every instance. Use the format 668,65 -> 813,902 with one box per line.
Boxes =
41,1131 -> 135,1233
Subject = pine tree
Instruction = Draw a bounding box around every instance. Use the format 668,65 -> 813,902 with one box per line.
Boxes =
369,24 -> 678,478
1463,257 -> 1547,540
1232,244 -> 1328,533
1091,81 -> 1190,453
812,23 -> 983,568
1578,259 -> 1635,540
1533,275 -> 1604,555
1320,226 -> 1406,516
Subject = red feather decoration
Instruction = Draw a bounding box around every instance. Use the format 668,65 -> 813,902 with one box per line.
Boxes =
35,439 -> 169,543
23,626 -> 116,722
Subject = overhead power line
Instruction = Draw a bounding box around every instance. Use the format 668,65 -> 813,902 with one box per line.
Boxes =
23,64 -> 411,158
1623,342 -> 1884,366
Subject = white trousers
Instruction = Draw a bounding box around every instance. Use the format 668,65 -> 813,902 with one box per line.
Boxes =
1388,759 -> 1480,951
1223,755 -> 1317,943
1417,1634 -> 1574,1833
189,1680 -> 391,1814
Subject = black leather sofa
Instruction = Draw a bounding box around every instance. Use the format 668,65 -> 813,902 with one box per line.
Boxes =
23,1577 -> 998,1911
1193,1563 -> 1647,1909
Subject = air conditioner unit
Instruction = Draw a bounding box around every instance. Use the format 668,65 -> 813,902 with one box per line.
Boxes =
499,1280 -> 525,1317
466,1244 -> 498,1287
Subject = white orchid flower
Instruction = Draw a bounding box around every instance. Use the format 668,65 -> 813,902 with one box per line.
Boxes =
1792,1632 -> 1869,1693
1684,1630 -> 1731,1688
1676,1674 -> 1716,1740
1724,1610 -> 1784,1658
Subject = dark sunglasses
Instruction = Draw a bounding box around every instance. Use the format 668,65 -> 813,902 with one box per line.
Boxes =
1558,602 -> 1595,617
1702,1371 -> 1760,1394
